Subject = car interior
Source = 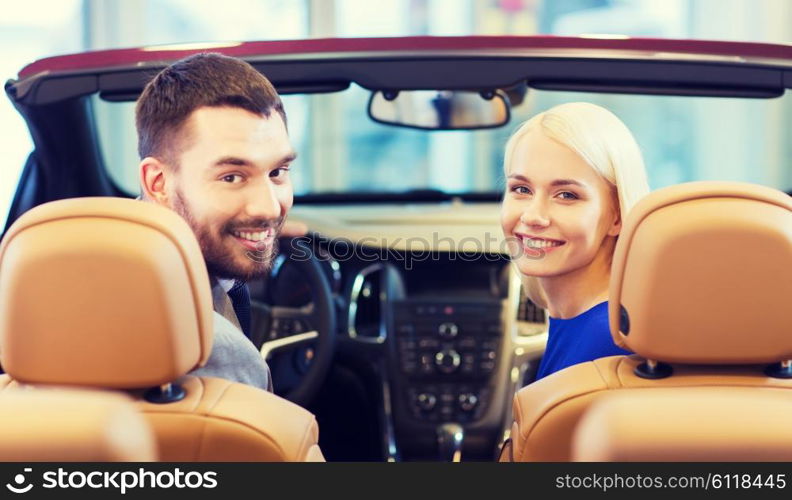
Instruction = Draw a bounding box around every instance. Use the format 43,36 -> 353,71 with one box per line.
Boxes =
1,36 -> 791,462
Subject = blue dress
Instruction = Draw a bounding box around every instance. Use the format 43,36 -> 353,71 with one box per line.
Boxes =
535,301 -> 631,381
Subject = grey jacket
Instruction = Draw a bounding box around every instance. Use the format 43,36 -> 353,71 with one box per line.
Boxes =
189,278 -> 274,392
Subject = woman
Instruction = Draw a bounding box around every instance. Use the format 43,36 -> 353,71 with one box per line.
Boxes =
501,102 -> 650,380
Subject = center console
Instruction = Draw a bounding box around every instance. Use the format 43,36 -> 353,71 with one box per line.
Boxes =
344,255 -> 514,461
388,298 -> 505,460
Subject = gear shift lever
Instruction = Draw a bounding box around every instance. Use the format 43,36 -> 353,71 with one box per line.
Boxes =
437,423 -> 464,462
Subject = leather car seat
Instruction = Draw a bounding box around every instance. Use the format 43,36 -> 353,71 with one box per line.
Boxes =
0,388 -> 156,461
572,389 -> 792,461
499,181 -> 792,461
0,197 -> 324,461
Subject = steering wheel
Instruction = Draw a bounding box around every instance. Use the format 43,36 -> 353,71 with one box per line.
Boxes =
248,237 -> 336,407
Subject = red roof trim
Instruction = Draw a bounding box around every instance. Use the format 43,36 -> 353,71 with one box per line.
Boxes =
18,36 -> 792,79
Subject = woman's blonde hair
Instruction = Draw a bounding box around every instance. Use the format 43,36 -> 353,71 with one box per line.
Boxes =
503,102 -> 650,308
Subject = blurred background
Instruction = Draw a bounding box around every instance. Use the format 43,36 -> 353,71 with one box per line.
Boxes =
2,0 -> 791,227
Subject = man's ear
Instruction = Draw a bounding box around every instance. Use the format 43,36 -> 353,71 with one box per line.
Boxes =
139,157 -> 170,206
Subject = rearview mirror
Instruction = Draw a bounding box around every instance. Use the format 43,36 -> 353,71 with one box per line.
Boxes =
368,89 -> 511,130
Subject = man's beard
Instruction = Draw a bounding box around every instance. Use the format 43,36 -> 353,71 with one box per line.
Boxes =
172,189 -> 282,281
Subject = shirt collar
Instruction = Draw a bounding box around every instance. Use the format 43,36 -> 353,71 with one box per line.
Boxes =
217,278 -> 236,293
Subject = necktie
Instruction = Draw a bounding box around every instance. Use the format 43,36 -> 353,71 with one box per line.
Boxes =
227,281 -> 251,339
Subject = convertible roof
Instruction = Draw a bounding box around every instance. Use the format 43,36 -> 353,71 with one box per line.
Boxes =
8,36 -> 792,105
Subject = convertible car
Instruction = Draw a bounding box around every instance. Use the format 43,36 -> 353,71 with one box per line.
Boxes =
2,36 -> 791,461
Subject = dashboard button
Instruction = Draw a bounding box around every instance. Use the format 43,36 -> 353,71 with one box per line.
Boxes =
418,338 -> 440,349
438,322 -> 459,338
481,350 -> 497,361
458,393 -> 479,412
458,336 -> 476,349
399,338 -> 417,350
435,349 -> 461,374
416,393 -> 437,411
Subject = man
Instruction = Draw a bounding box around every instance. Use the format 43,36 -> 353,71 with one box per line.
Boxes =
136,53 -> 297,392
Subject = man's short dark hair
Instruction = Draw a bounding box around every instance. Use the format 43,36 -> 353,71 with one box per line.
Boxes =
135,52 -> 286,165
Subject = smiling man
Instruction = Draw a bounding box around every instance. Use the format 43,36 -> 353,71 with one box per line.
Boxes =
136,53 -> 296,392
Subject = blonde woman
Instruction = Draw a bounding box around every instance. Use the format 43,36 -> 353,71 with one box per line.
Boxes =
501,102 -> 650,380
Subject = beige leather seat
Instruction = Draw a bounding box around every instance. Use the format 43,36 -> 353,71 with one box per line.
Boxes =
573,389 -> 792,461
500,181 -> 792,462
0,388 -> 156,461
0,197 -> 324,462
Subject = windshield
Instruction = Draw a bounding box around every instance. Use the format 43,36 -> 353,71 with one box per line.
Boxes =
96,84 -> 792,197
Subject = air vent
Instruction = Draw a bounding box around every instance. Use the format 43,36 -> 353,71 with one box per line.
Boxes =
517,285 -> 546,324
348,264 -> 386,343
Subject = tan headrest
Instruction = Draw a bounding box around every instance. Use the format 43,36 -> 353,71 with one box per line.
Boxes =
0,197 -> 213,387
0,388 -> 156,461
573,388 -> 792,462
609,181 -> 792,364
